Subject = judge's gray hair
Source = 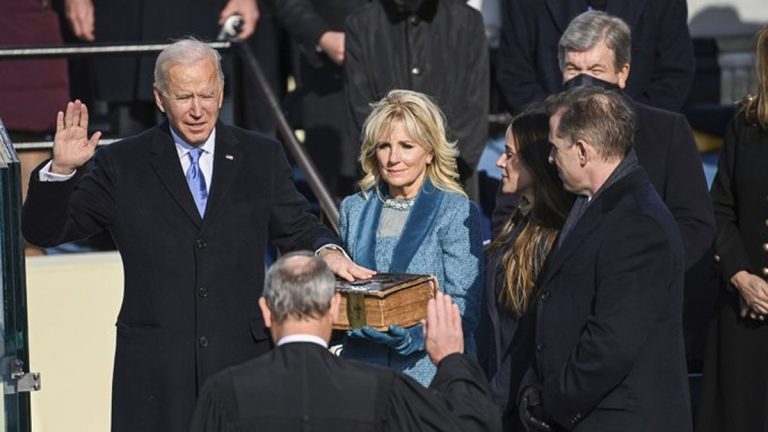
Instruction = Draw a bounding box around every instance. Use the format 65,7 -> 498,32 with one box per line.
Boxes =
263,251 -> 336,323
153,38 -> 225,95
558,11 -> 631,73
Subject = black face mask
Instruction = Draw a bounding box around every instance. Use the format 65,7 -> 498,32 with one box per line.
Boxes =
563,74 -> 622,92
391,0 -> 422,14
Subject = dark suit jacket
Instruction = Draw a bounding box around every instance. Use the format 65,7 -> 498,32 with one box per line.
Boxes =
22,122 -> 336,432
494,99 -> 715,270
523,168 -> 691,431
497,0 -> 694,113
631,101 -> 715,268
191,342 -> 501,431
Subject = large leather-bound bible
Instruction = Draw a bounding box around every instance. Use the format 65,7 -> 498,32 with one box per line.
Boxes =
334,274 -> 437,331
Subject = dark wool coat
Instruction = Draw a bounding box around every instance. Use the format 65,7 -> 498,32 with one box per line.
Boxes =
697,111 -> 768,432
522,168 -> 692,431
22,122 -> 336,432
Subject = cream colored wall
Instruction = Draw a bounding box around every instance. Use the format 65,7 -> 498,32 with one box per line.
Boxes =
25,252 -> 123,432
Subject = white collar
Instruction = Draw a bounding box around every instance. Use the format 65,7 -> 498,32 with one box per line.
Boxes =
276,334 -> 328,348
170,126 -> 216,157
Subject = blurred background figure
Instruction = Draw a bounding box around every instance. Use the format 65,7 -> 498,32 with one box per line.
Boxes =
344,0 -> 489,201
0,0 -> 70,256
275,0 -> 369,200
496,0 -> 694,114
479,110 -> 574,430
338,90 -> 483,386
697,24 -> 768,432
60,0 -> 264,137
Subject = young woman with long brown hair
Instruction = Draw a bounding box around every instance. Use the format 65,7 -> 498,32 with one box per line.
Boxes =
483,110 -> 574,430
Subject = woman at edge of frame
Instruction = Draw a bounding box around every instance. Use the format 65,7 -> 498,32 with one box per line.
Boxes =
697,24 -> 768,432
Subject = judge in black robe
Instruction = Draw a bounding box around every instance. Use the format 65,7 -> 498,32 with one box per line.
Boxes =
192,343 -> 497,431
191,252 -> 500,432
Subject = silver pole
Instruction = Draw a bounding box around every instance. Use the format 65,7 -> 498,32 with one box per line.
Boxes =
12,140 -> 119,151
0,42 -> 231,60
231,40 -> 340,234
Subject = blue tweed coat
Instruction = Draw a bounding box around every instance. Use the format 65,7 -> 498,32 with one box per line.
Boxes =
338,179 -> 484,386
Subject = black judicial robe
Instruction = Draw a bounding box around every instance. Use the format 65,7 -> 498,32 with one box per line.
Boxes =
190,342 -> 502,431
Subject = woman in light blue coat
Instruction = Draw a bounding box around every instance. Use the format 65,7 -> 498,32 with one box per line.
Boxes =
339,89 -> 484,386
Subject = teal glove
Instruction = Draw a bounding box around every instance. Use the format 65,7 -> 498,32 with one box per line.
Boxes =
348,324 -> 425,355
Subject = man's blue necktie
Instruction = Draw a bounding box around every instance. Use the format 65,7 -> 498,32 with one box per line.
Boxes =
186,148 -> 208,217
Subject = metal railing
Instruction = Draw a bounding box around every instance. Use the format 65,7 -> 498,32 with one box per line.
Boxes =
0,40 -> 340,232
717,35 -> 757,105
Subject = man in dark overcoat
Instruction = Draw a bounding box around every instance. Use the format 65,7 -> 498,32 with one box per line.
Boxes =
22,39 -> 372,432
488,12 -> 715,383
496,0 -> 694,113
494,10 -> 714,271
517,86 -> 691,431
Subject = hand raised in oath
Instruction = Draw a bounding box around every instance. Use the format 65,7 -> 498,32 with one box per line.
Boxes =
51,100 -> 102,175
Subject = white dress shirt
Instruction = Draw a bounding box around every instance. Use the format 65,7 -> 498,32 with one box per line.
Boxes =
276,334 -> 328,348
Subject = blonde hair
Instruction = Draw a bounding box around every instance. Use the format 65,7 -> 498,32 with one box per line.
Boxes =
357,90 -> 465,197
742,25 -> 768,128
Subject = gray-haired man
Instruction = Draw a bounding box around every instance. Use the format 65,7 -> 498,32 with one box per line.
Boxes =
191,252 -> 501,431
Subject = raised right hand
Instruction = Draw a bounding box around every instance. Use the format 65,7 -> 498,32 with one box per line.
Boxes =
51,100 -> 101,175
424,292 -> 463,365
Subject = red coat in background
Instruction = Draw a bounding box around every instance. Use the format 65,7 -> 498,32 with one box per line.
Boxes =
0,0 -> 69,133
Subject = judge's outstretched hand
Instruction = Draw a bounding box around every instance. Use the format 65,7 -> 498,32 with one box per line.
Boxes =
51,100 -> 101,175
424,292 -> 463,365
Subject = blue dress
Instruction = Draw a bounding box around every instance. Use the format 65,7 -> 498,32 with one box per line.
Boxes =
338,179 -> 484,386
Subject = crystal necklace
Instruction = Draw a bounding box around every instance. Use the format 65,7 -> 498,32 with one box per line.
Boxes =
382,196 -> 416,211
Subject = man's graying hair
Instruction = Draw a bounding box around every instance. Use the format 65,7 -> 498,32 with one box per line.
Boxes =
545,86 -> 635,161
263,251 -> 336,323
558,11 -> 631,72
153,38 -> 225,95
